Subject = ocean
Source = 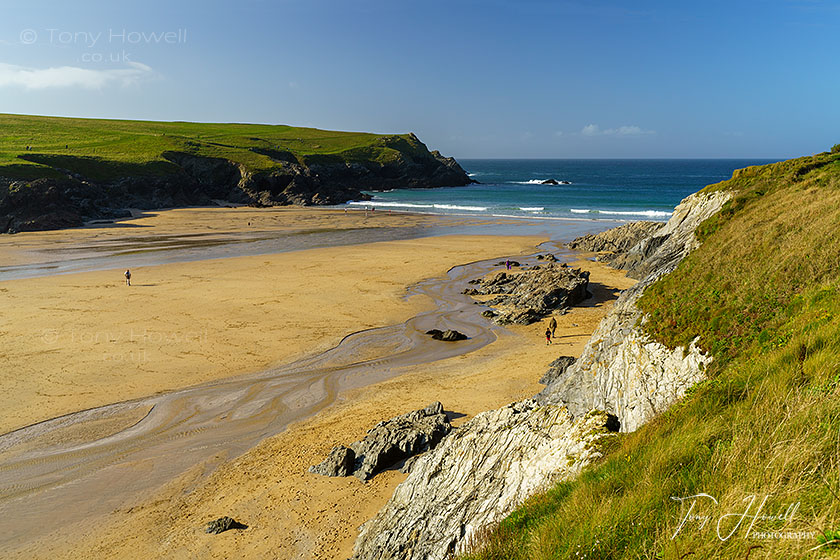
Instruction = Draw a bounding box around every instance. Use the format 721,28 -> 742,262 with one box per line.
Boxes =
344,159 -> 780,222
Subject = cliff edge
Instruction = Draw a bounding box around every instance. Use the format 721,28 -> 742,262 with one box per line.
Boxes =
351,189 -> 731,559
0,114 -> 472,233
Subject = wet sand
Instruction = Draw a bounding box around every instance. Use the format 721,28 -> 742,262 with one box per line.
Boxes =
0,206 -> 630,558
0,233 -> 543,435
0,206 -> 616,280
4,256 -> 635,559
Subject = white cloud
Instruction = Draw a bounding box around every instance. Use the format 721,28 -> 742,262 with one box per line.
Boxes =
0,61 -> 155,90
581,124 -> 601,136
581,123 -> 655,136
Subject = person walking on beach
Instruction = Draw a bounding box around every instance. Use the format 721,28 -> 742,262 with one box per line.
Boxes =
549,316 -> 557,337
124,269 -> 131,286
505,259 -> 511,270
545,327 -> 552,345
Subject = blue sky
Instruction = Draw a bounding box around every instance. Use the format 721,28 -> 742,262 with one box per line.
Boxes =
0,0 -> 837,158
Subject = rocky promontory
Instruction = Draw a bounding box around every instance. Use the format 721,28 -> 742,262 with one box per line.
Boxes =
0,115 -> 473,233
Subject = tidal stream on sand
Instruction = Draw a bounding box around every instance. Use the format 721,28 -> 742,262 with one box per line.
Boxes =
0,240 -> 572,550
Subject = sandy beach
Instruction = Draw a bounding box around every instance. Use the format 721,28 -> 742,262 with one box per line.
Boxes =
0,207 -> 634,559
0,208 -> 544,434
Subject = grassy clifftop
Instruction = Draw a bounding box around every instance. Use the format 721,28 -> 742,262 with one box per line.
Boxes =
0,113 -> 429,180
463,148 -> 840,559
0,114 -> 470,232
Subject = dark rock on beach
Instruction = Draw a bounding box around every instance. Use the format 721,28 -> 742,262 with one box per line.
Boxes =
308,445 -> 356,477
308,402 -> 452,482
540,356 -> 576,385
425,329 -> 469,341
205,516 -> 248,534
464,263 -> 590,325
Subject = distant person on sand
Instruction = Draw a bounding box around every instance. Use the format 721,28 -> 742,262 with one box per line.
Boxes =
505,259 -> 511,270
124,269 -> 131,286
545,328 -> 552,345
549,316 -> 557,337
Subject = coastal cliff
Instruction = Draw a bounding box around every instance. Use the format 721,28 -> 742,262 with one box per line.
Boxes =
538,190 -> 731,432
356,149 -> 840,559
0,114 -> 471,233
351,189 -> 731,559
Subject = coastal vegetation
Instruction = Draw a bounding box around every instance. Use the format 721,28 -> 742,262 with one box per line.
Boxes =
0,113 -> 427,180
461,148 -> 840,559
0,114 -> 469,232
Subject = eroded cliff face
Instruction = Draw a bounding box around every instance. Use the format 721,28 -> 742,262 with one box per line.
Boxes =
0,134 -> 471,233
351,190 -> 732,560
351,404 -> 614,560
538,190 -> 730,432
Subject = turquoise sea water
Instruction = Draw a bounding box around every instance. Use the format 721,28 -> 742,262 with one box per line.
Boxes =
345,159 -> 780,221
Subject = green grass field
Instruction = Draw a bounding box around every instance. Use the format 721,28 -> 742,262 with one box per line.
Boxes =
0,113 -> 425,181
462,149 -> 840,559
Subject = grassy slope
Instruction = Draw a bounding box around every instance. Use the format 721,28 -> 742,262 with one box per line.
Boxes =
463,149 -> 840,559
0,113 -> 427,181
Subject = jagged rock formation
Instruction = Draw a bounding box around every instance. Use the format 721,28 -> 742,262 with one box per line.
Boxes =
308,445 -> 356,477
351,404 -> 615,560
0,133 -> 471,233
567,221 -> 664,273
351,190 -> 732,559
539,355 -> 576,385
539,190 -> 731,431
463,263 -> 590,325
309,402 -> 451,481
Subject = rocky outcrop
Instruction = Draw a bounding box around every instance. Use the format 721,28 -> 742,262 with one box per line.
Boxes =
309,402 -> 451,481
205,516 -> 247,534
463,263 -> 589,325
351,403 -> 615,560
308,445 -> 356,477
539,190 -> 732,431
351,190 -> 732,559
539,355 -> 576,385
425,329 -> 469,342
0,133 -> 471,233
567,221 -> 664,272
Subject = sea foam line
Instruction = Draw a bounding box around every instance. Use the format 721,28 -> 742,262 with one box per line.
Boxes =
570,208 -> 672,218
347,201 -> 488,212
